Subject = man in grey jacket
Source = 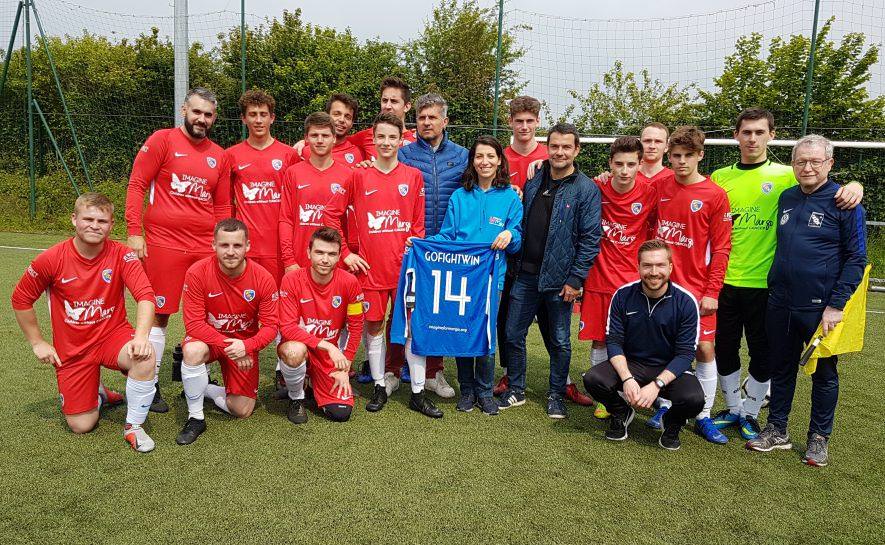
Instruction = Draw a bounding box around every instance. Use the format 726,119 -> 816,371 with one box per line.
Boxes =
499,123 -> 602,418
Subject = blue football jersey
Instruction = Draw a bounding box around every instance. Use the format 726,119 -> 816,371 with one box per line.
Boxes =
391,239 -> 503,357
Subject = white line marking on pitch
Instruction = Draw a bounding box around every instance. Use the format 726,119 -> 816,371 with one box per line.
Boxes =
0,245 -> 48,251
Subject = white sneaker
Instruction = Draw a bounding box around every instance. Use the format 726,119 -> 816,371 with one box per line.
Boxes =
123,424 -> 155,453
384,371 -> 400,396
426,370 -> 455,398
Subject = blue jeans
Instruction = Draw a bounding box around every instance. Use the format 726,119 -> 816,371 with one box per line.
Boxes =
766,305 -> 839,437
504,273 -> 573,396
456,356 -> 494,398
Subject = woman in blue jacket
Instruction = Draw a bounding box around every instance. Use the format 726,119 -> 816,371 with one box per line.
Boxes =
431,136 -> 523,415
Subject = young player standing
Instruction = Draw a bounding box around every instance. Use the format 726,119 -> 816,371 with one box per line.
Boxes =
637,122 -> 673,184
654,126 -> 732,444
348,77 -> 417,159
299,93 -> 365,167
177,219 -> 278,445
323,113 -> 429,415
12,193 -> 159,452
125,87 -> 231,413
277,228 -> 365,424
578,137 -> 658,419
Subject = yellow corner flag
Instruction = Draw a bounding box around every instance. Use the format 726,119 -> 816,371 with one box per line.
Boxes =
801,264 -> 872,375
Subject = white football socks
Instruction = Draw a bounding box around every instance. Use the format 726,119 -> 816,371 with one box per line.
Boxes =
205,383 -> 230,414
181,363 -> 208,420
695,360 -> 718,420
718,369 -> 743,415
275,331 -> 282,373
148,326 -> 166,386
405,339 -> 427,394
366,333 -> 386,386
125,377 -> 155,426
590,346 -> 609,367
741,375 -> 770,419
280,362 -> 307,401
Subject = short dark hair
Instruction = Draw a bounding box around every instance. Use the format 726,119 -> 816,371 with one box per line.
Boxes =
609,136 -> 643,160
372,112 -> 404,136
637,239 -> 672,262
509,96 -> 541,118
304,112 -> 334,135
309,227 -> 342,250
380,76 -> 411,104
735,107 -> 775,132
462,136 -> 511,191
547,122 -> 581,147
325,93 -> 359,118
214,218 -> 249,239
641,122 -> 669,140
669,125 -> 705,153
238,88 -> 275,116
184,87 -> 217,108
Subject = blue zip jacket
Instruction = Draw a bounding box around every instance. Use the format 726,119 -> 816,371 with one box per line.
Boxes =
606,280 -> 700,377
514,162 -> 601,292
399,131 -> 469,237
768,179 -> 867,312
430,185 -> 524,290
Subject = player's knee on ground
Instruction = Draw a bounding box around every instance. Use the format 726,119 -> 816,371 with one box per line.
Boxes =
322,404 -> 352,422
182,341 -> 209,365
226,395 -> 255,418
66,411 -> 99,434
278,341 -> 308,367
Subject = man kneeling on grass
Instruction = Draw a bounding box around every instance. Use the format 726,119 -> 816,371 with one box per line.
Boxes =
584,239 -> 704,450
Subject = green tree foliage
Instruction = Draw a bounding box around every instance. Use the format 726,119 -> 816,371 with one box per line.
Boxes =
404,0 -> 523,131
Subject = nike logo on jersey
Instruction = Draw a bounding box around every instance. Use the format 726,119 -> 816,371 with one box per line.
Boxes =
297,184 -> 311,190
299,298 -> 313,304
238,163 -> 251,170
626,311 -> 637,315
208,292 -> 222,298
174,152 -> 188,157
509,172 -> 517,178
703,329 -> 716,335
660,198 -> 671,202
365,189 -> 379,196
61,276 -> 77,284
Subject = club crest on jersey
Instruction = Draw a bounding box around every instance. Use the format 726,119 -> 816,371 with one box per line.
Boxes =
344,153 -> 355,164
808,211 -> 824,228
140,145 -> 149,153
331,183 -> 345,195
780,210 -> 790,225
631,202 -> 643,215
398,184 -> 409,197
761,181 -> 774,194
155,295 -> 166,308
690,199 -> 703,213
206,156 -> 217,168
579,320 -> 585,331
243,289 -> 256,302
271,159 -> 283,171
362,301 -> 370,312
332,295 -> 342,308
101,268 -> 113,283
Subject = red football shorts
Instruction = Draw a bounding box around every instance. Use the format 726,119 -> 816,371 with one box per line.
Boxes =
307,349 -> 354,408
362,288 -> 396,322
699,312 -> 717,342
578,291 -> 612,342
56,325 -> 134,415
251,255 -> 284,286
143,245 -> 212,314
183,337 -> 260,399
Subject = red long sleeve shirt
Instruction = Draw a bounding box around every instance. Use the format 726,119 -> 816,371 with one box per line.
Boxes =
347,127 -> 416,160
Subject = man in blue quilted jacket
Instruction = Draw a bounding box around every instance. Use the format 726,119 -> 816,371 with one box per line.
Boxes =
499,122 -> 602,419
397,93 -> 469,398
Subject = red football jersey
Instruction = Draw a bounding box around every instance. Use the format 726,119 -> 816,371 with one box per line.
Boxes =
504,143 -> 548,189
182,257 -> 279,353
279,161 -> 354,268
126,128 -> 232,251
11,239 -> 154,362
637,166 -> 674,185
584,179 -> 658,295
301,138 -> 364,167
348,127 -> 417,160
324,162 -> 425,290
655,176 -> 732,299
226,139 -> 299,258
278,267 -> 364,360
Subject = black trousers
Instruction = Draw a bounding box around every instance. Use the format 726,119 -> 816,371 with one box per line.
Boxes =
497,272 -> 552,369
584,361 -> 704,434
321,403 -> 352,422
715,284 -> 771,381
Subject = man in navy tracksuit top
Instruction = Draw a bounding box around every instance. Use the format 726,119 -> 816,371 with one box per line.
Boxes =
585,239 -> 704,450
747,135 -> 866,467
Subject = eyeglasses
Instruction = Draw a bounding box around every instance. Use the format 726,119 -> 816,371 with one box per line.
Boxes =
792,159 -> 829,169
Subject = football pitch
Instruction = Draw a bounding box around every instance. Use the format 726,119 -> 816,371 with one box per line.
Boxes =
1,231 -> 883,545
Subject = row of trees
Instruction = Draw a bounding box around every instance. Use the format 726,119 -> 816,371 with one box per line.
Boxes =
0,2 -> 882,223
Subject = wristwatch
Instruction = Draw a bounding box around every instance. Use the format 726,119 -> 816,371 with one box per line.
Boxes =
654,378 -> 666,389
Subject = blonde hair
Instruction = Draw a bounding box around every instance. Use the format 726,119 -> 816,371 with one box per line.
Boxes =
74,192 -> 114,216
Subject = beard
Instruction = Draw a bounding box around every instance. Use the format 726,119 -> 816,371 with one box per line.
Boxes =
184,117 -> 211,140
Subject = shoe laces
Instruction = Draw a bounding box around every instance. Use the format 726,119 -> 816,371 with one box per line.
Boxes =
808,434 -> 827,455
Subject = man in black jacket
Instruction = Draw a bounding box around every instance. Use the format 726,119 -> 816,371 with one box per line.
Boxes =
499,123 -> 601,419
584,239 -> 704,450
